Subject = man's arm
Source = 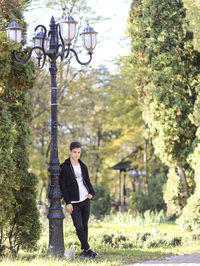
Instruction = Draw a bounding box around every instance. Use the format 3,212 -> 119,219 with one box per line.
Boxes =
59,166 -> 74,213
59,166 -> 71,205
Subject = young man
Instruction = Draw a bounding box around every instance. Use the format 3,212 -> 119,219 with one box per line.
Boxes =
59,141 -> 97,258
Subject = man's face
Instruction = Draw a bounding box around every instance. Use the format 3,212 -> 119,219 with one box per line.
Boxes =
70,147 -> 81,161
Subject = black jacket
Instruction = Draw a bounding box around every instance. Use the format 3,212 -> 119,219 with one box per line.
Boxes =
59,158 -> 95,204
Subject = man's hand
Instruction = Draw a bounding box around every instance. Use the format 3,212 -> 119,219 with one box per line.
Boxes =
87,194 -> 93,200
66,204 -> 73,214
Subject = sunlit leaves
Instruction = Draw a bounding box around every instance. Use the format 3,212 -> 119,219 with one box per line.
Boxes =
129,0 -> 200,215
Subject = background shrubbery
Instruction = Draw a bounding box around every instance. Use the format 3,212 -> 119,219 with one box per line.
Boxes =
38,212 -> 184,256
91,183 -> 111,217
129,171 -> 166,213
177,193 -> 200,232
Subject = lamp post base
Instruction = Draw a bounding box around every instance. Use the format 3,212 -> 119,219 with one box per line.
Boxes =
48,218 -> 65,257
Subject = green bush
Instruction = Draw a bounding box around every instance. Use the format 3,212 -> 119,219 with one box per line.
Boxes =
148,172 -> 167,211
177,193 -> 200,232
91,183 -> 111,217
178,139 -> 200,232
10,172 -> 41,252
191,233 -> 200,241
89,229 -> 182,250
102,233 -> 133,248
135,232 -> 152,242
134,230 -> 182,248
129,172 -> 166,213
90,231 -> 133,249
145,236 -> 182,248
129,188 -> 148,213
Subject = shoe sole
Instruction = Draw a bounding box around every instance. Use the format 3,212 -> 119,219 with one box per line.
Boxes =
89,254 -> 98,258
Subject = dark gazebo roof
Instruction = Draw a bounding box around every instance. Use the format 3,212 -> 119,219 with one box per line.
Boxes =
111,145 -> 143,171
112,160 -> 131,171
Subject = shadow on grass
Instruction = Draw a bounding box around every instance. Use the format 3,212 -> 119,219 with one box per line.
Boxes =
5,248 -> 170,265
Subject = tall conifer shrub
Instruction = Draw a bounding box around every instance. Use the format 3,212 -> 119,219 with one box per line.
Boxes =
128,0 -> 200,215
0,0 -> 41,255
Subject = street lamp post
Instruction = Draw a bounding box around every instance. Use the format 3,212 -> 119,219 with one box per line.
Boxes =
6,15 -> 97,257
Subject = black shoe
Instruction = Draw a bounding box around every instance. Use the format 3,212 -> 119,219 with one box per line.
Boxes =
79,250 -> 88,258
86,249 -> 98,258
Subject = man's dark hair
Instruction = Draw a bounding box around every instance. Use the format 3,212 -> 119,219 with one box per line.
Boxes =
70,141 -> 82,151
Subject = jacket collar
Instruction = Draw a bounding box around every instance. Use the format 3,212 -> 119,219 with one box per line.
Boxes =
64,157 -> 87,169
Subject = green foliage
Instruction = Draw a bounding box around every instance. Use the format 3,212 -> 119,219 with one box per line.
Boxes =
9,172 -> 41,252
129,170 -> 166,213
129,189 -> 149,213
91,183 -> 111,217
101,56 -> 143,157
178,89 -> 200,231
163,168 -> 184,216
128,0 -> 200,215
183,0 -> 200,50
0,0 -> 41,255
177,193 -> 200,232
148,171 -> 166,211
92,228 -> 182,250
134,230 -> 182,248
108,210 -> 167,226
0,100 -> 16,231
96,232 -> 133,249
45,0 -> 94,19
2,214 -> 200,264
89,228 -> 182,251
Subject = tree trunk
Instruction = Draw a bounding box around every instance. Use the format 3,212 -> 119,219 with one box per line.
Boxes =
96,128 -> 102,183
177,165 -> 189,198
38,181 -> 45,205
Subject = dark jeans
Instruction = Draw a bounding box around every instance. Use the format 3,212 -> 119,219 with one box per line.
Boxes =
71,198 -> 90,250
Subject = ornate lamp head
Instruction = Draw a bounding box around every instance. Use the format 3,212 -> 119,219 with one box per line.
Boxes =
33,29 -> 49,57
80,22 -> 97,52
6,17 -> 23,42
60,14 -> 78,45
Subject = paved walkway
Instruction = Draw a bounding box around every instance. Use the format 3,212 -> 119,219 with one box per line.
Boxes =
128,253 -> 200,265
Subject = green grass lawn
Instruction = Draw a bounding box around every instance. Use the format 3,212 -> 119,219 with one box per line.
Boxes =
1,211 -> 200,265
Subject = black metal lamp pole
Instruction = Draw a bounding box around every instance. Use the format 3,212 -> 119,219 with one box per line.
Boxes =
6,15 -> 97,257
47,17 -> 65,256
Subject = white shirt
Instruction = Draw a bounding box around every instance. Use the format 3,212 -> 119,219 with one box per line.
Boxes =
71,162 -> 88,203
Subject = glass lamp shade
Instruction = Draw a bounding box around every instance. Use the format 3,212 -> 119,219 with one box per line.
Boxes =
33,30 -> 48,57
142,169 -> 146,175
60,15 -> 78,44
129,169 -> 137,176
6,19 -> 23,42
80,24 -> 97,52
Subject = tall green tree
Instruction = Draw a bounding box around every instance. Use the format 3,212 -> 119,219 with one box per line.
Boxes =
102,56 -> 143,157
0,0 -> 41,255
128,0 -> 200,215
183,0 -> 200,51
